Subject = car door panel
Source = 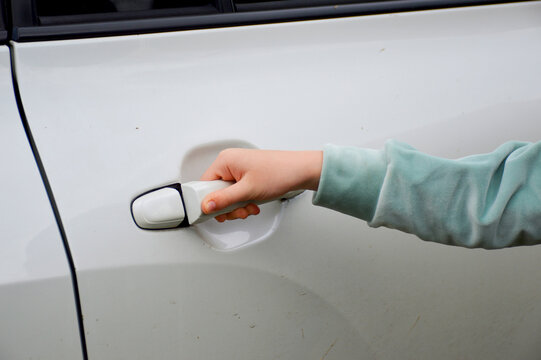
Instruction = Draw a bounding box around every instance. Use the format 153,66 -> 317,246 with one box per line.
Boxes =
12,2 -> 541,359
0,46 -> 83,359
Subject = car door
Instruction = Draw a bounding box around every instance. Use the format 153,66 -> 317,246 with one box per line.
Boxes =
8,0 -> 541,358
0,3 -> 83,358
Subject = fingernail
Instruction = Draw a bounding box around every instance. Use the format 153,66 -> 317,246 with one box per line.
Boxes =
206,200 -> 216,213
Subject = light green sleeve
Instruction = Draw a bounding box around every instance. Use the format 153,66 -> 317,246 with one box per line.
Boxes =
312,140 -> 541,249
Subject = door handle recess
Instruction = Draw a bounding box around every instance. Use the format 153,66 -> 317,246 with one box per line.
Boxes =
131,180 -> 303,230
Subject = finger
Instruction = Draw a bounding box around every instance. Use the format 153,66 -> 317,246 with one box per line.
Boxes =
225,204 -> 260,220
245,203 -> 261,216
200,162 -> 223,181
226,207 -> 250,220
214,204 -> 260,223
200,150 -> 237,181
215,214 -> 227,222
202,181 -> 252,214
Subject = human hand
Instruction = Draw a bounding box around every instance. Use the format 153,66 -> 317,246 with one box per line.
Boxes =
200,149 -> 323,222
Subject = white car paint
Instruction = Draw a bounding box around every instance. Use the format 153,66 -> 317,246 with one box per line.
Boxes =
10,1 -> 541,359
0,46 -> 82,359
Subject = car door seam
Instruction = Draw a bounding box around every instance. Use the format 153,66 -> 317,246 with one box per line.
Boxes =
8,43 -> 89,360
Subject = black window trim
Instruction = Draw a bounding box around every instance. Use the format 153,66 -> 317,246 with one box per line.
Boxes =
9,0 -> 529,42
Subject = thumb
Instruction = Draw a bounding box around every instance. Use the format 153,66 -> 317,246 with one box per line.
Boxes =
202,181 -> 252,214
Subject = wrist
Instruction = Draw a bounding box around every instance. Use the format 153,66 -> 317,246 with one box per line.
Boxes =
299,151 -> 323,191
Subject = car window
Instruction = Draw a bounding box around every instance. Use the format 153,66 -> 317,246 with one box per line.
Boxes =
0,0 -> 7,43
9,0 -> 518,41
36,0 -> 224,24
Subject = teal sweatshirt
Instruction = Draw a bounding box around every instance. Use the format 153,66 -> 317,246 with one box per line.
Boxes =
312,140 -> 541,249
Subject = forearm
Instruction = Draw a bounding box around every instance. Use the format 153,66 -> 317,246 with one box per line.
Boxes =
313,140 -> 541,249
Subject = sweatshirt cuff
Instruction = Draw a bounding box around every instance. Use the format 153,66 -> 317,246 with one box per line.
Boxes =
312,144 -> 387,221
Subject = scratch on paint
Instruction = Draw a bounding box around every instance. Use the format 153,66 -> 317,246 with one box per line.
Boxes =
321,339 -> 337,360
409,315 -> 421,332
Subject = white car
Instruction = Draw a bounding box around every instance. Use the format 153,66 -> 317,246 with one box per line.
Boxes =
1,0 -> 541,359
